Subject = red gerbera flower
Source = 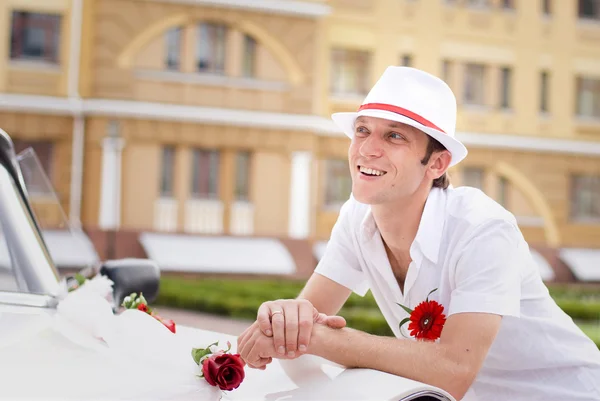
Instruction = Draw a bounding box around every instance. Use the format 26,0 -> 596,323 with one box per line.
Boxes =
397,288 -> 446,341
407,299 -> 446,341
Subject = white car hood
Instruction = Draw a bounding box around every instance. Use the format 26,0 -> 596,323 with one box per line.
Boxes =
0,303 -> 453,401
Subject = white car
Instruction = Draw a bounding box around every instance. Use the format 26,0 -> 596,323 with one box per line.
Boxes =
0,128 -> 454,401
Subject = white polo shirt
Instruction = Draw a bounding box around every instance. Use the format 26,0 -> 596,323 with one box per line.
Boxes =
315,186 -> 600,401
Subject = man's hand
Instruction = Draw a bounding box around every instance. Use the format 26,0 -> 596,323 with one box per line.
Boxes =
237,303 -> 346,369
256,299 -> 346,357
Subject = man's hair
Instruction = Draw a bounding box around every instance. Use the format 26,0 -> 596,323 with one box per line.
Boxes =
420,136 -> 450,189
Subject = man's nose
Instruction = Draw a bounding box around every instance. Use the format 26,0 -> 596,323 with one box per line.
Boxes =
359,134 -> 383,158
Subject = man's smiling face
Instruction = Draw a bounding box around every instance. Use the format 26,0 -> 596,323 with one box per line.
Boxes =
348,115 -> 437,206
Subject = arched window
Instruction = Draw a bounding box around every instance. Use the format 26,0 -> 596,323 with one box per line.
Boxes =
197,22 -> 227,74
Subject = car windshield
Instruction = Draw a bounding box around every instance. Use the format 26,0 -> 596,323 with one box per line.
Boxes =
0,149 -> 61,297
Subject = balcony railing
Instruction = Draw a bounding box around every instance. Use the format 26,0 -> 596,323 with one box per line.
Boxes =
230,201 -> 254,235
185,199 -> 224,234
154,197 -> 178,232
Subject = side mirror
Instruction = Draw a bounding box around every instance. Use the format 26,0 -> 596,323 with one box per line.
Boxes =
99,258 -> 160,307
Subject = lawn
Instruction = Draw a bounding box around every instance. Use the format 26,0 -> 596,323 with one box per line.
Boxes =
155,276 -> 600,347
578,321 -> 600,345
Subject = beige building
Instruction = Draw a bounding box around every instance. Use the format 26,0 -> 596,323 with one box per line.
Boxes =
1,0 -> 599,281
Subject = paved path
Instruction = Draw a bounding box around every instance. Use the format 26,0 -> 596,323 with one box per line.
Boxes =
156,306 -> 254,336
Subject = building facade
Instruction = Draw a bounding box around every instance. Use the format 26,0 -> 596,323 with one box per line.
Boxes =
1,0 -> 599,281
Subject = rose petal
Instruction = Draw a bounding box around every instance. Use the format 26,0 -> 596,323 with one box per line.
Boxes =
202,358 -> 218,386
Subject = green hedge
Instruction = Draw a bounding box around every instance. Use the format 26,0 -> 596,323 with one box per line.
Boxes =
155,277 -> 599,346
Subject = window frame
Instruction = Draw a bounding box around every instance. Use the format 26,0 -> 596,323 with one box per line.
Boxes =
191,148 -> 220,200
165,27 -> 182,71
196,22 -> 227,75
571,174 -> 600,222
234,151 -> 251,202
330,47 -> 372,97
499,66 -> 512,110
323,159 -> 352,209
578,0 -> 600,20
463,63 -> 487,107
10,11 -> 62,64
576,76 -> 600,119
160,146 -> 176,197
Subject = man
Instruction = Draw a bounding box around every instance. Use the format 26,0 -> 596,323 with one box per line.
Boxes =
237,66 -> 600,400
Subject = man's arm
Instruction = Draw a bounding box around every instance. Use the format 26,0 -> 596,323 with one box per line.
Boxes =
297,272 -> 352,315
307,312 -> 502,401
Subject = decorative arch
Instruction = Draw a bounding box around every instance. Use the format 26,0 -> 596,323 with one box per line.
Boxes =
117,14 -> 191,68
492,161 -> 560,247
116,15 -> 306,86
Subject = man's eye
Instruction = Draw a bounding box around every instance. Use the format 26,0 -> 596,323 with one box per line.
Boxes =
390,132 -> 404,140
355,127 -> 369,135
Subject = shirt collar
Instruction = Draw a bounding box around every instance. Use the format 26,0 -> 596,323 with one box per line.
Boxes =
359,187 -> 447,264
412,187 -> 447,264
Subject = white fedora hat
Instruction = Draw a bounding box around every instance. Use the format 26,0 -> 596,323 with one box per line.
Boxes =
332,66 -> 468,167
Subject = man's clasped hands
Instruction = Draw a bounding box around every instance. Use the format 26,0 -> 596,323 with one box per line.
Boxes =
236,299 -> 345,369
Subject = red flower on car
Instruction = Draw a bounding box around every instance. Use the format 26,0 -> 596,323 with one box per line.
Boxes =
122,293 -> 176,333
398,288 -> 446,341
154,315 -> 176,334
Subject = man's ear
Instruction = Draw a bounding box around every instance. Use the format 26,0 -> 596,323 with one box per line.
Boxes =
429,150 -> 452,179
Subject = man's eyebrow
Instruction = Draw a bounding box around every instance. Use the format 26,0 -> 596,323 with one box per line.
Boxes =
353,119 -> 414,133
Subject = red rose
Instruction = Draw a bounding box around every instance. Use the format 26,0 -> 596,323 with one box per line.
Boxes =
137,303 -> 148,313
202,353 -> 246,391
408,299 -> 446,341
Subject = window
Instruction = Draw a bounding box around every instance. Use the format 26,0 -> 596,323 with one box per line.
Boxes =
160,147 -> 175,197
330,48 -> 371,96
242,35 -> 257,78
463,167 -> 484,190
540,71 -> 549,113
501,0 -> 515,10
571,175 -> 600,220
324,159 -> 352,207
467,0 -> 491,8
499,67 -> 512,109
542,0 -> 551,15
576,76 -> 600,118
234,151 -> 251,201
197,23 -> 227,74
442,60 -> 452,84
579,0 -> 600,20
191,149 -> 220,199
10,11 -> 61,63
401,55 -> 412,67
165,27 -> 182,70
464,63 -> 487,106
498,176 -> 509,208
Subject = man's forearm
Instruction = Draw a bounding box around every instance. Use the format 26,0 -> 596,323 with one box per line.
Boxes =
308,325 -> 475,400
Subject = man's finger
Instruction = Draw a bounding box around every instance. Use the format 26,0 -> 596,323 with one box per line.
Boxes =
284,302 -> 299,356
237,322 -> 255,351
247,357 -> 271,370
239,330 -> 259,363
246,334 -> 271,365
257,302 -> 273,337
325,315 -> 347,329
270,305 -> 286,356
297,301 -> 314,353
315,312 -> 347,329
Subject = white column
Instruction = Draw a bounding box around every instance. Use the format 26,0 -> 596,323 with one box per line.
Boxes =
288,151 -> 312,239
98,135 -> 124,230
